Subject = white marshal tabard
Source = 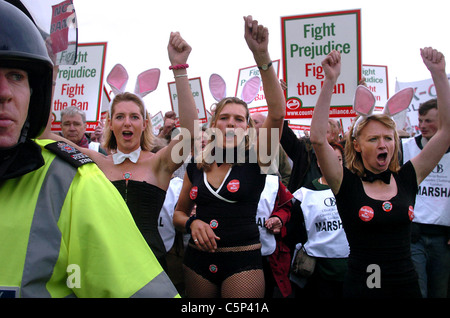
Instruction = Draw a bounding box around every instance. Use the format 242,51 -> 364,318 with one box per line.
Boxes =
293,185 -> 349,258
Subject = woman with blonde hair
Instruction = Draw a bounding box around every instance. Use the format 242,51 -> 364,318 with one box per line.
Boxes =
102,92 -> 155,152
57,32 -> 198,270
310,47 -> 450,298
173,16 -> 285,298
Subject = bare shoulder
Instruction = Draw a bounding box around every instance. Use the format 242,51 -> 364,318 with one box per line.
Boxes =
139,150 -> 157,164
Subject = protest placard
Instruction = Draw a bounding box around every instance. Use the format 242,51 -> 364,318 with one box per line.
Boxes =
362,64 -> 389,109
151,111 -> 164,135
281,9 -> 361,119
396,75 -> 450,134
50,0 -> 78,65
234,60 -> 280,114
168,77 -> 208,125
51,42 -> 107,132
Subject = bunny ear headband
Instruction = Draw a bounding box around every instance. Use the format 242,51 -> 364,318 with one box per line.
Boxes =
351,85 -> 414,137
209,73 -> 261,120
106,63 -> 161,119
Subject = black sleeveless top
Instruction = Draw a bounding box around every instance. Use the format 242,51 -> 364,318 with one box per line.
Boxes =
112,180 -> 167,261
186,159 -> 266,248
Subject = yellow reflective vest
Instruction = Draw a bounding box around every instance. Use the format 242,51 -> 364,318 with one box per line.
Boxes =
0,139 -> 179,298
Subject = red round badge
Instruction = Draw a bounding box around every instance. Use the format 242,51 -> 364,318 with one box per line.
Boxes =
382,201 -> 392,212
210,219 -> 219,229
359,206 -> 374,222
190,186 -> 198,200
227,179 -> 240,193
408,205 -> 414,221
209,264 -> 218,273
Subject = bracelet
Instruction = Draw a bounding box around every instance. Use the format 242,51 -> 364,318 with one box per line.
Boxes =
174,74 -> 188,79
185,215 -> 197,234
169,63 -> 189,70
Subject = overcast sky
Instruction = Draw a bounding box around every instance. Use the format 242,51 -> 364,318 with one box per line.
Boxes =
69,0 -> 448,118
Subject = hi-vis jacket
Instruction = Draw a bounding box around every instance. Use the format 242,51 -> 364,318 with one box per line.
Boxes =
0,139 -> 179,298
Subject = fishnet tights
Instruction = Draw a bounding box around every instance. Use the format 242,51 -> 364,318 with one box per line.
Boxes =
183,265 -> 265,298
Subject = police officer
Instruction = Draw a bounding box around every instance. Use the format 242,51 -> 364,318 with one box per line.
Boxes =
0,0 -> 178,298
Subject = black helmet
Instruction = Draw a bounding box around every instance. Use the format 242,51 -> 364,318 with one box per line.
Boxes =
0,0 -> 54,139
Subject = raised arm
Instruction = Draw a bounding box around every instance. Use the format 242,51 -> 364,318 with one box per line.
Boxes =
157,32 -> 198,174
310,50 -> 343,194
168,32 -> 198,134
411,47 -> 450,184
243,16 -> 285,168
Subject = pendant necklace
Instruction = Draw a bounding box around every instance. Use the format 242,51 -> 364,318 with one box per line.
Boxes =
122,172 -> 132,203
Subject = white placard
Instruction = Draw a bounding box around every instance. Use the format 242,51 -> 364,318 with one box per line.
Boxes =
282,9 -> 361,119
51,42 -> 107,132
168,77 -> 207,125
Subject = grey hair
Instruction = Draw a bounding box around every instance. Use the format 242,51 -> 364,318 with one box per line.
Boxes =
60,106 -> 86,123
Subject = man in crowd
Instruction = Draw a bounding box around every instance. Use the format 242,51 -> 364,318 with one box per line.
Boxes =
60,105 -> 107,154
401,98 -> 450,298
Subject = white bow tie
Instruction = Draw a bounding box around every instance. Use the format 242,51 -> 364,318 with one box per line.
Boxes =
112,147 -> 141,165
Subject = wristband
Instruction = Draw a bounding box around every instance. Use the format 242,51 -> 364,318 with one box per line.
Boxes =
169,63 -> 189,70
185,215 -> 197,234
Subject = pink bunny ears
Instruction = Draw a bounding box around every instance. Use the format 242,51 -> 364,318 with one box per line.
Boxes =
209,73 -> 261,104
106,64 -> 161,119
352,85 -> 414,137
107,63 -> 161,97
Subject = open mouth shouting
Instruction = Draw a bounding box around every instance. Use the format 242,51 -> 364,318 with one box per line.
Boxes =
224,128 -> 248,147
225,130 -> 236,139
122,130 -> 134,140
377,151 -> 389,167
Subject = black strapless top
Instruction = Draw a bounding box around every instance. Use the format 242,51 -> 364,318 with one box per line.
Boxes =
111,180 -> 167,260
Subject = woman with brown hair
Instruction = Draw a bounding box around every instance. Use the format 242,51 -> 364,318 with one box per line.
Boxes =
173,16 -> 285,298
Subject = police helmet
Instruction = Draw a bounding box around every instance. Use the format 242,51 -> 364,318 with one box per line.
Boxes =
0,0 -> 54,139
